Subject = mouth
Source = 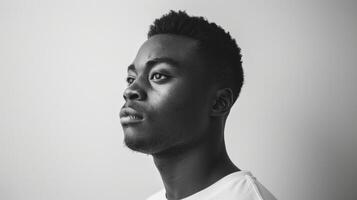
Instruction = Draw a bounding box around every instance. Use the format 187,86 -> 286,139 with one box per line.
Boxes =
120,107 -> 144,125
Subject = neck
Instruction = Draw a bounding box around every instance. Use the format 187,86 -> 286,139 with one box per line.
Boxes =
151,127 -> 239,200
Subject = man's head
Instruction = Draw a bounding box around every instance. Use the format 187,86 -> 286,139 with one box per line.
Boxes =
120,10 -> 243,155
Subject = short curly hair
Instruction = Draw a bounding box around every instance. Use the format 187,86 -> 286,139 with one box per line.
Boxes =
148,10 -> 244,103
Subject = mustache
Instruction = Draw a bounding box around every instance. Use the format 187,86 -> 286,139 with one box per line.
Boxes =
121,101 -> 145,113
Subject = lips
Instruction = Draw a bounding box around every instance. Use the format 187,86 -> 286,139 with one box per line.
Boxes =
120,107 -> 144,125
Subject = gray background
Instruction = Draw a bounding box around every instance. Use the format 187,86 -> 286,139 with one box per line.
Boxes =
1,0 -> 356,199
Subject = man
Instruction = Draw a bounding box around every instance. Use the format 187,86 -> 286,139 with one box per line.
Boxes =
120,10 -> 277,200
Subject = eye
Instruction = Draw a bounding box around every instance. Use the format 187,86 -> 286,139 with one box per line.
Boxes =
150,73 -> 168,82
126,77 -> 135,85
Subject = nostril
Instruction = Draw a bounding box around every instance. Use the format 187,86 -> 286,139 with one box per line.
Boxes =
129,93 -> 140,100
123,85 -> 146,101
123,89 -> 141,100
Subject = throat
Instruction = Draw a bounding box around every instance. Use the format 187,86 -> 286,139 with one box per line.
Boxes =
152,139 -> 239,200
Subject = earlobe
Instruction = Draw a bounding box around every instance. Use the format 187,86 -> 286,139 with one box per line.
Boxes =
211,88 -> 233,116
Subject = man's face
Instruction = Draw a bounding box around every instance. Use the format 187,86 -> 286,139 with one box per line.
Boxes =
120,34 -> 215,155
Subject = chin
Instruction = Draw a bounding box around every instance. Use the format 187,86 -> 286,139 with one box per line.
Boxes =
122,127 -> 191,156
123,130 -> 165,155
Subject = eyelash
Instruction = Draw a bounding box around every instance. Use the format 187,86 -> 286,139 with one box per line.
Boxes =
126,73 -> 169,85
150,73 -> 168,81
126,77 -> 135,85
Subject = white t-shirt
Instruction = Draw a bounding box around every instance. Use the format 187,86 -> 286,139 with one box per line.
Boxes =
146,170 -> 277,200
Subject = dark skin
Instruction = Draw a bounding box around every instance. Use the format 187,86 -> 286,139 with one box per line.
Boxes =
120,34 -> 239,200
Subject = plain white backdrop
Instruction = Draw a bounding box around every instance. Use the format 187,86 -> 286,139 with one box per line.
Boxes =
1,0 -> 356,199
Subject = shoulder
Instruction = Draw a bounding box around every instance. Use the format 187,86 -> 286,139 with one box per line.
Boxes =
197,170 -> 277,200
146,188 -> 165,200
237,172 -> 277,200
145,171 -> 277,200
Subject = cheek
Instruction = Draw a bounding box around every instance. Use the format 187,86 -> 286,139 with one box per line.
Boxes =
151,84 -> 193,113
149,84 -> 210,130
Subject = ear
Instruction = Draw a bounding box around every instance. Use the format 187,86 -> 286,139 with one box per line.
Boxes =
211,88 -> 234,116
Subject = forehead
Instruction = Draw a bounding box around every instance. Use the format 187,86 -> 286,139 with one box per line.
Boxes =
132,34 -> 201,69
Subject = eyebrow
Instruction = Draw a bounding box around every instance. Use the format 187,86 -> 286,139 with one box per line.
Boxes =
127,57 -> 180,72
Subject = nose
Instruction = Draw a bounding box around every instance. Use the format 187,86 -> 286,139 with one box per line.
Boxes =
123,83 -> 146,101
